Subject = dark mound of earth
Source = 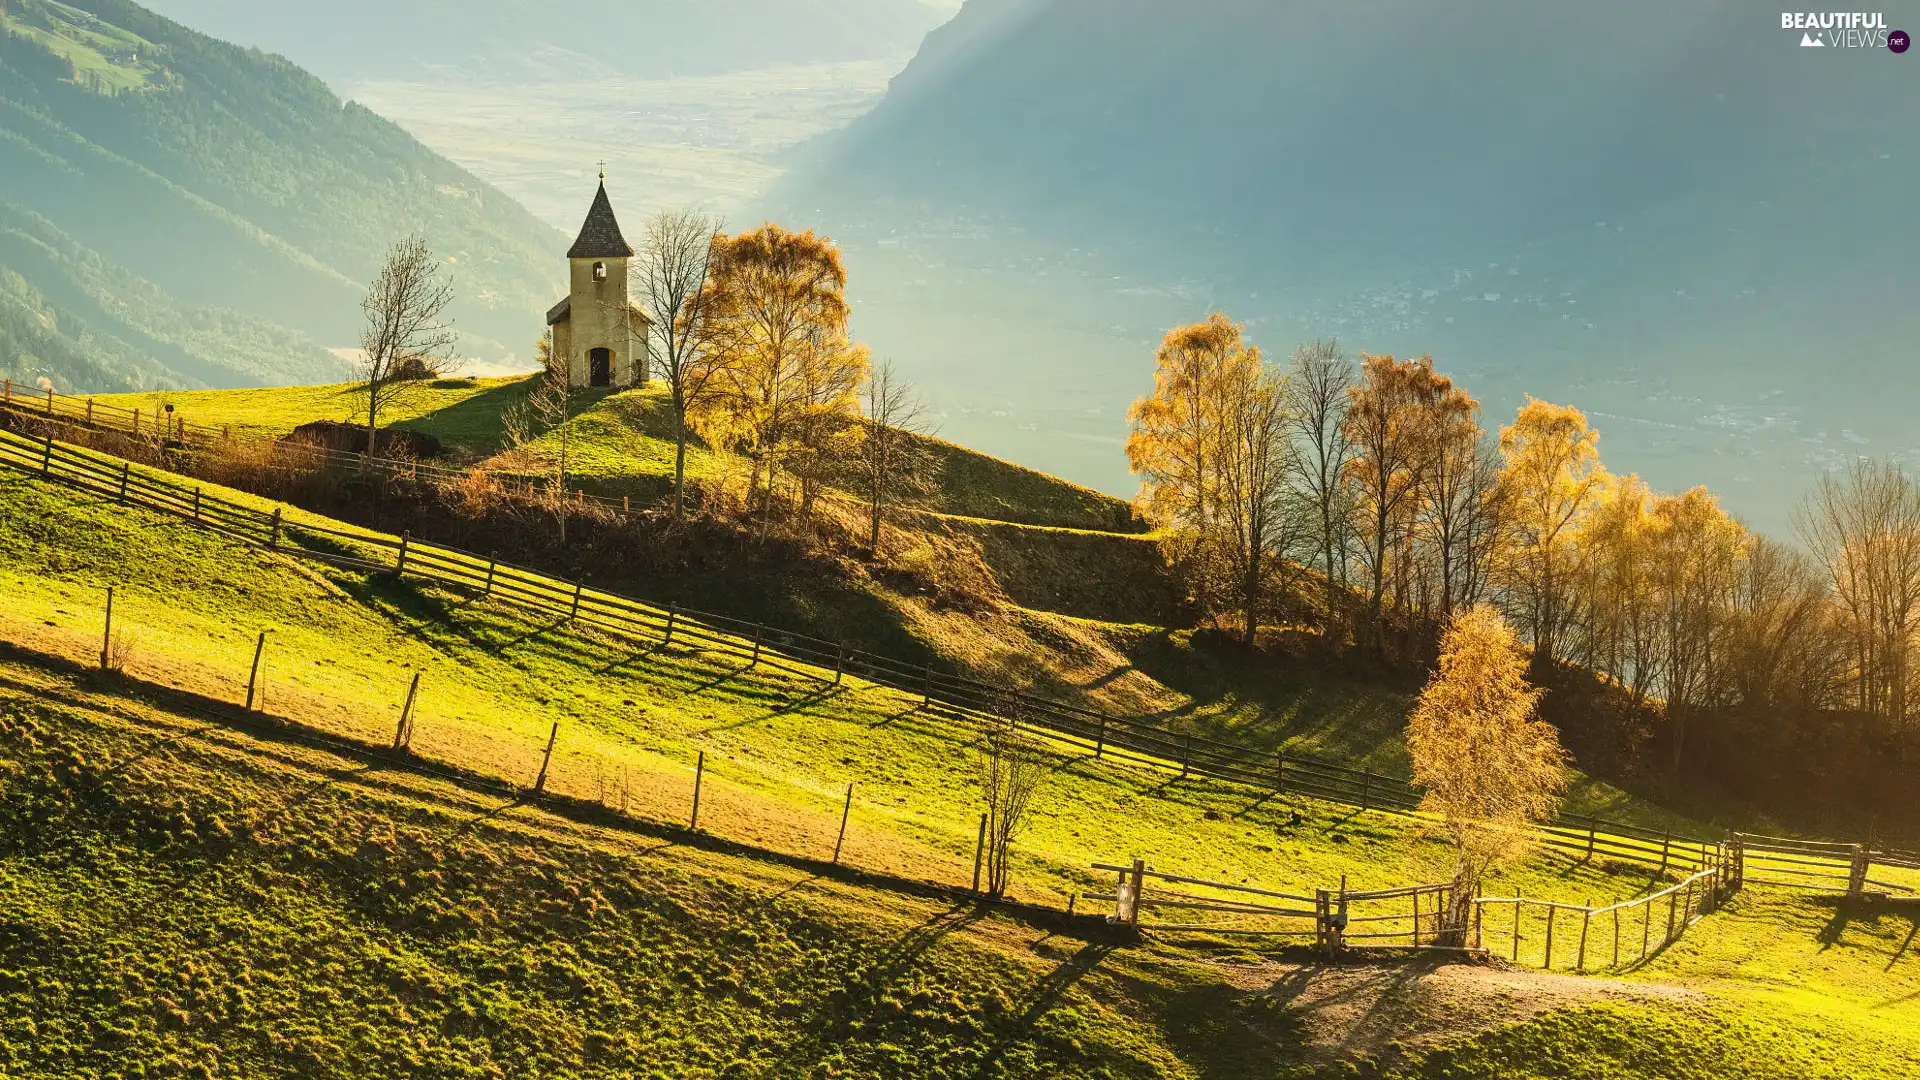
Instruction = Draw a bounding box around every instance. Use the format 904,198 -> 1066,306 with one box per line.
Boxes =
284,420 -> 443,459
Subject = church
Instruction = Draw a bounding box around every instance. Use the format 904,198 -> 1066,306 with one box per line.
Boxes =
545,178 -> 653,388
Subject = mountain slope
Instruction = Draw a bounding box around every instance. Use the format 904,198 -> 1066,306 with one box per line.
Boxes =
136,0 -> 956,86
773,0 -> 1920,534
0,0 -> 565,391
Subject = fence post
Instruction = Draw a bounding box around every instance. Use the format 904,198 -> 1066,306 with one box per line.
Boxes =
922,664 -> 932,706
85,399 -> 93,426
1473,897 -> 1483,950
971,813 -> 988,894
834,645 -> 845,685
40,432 -> 53,476
1095,714 -> 1108,759
44,386 -> 53,416
533,722 -> 559,795
1665,887 -> 1678,944
267,508 -> 282,551
663,603 -> 677,646
1128,857 -> 1146,926
1,378 -> 9,403
1613,907 -> 1621,968
131,407 -> 140,437
1659,830 -> 1671,874
1275,753 -> 1285,793
483,554 -> 497,599
1316,889 -> 1330,956
1513,900 -> 1522,961
569,578 -> 584,623
394,672 -> 421,751
833,783 -> 854,864
192,488 -> 202,522
118,461 -> 129,504
1180,735 -> 1191,779
1847,844 -> 1869,897
1333,875 -> 1348,955
244,632 -> 266,711
1544,904 -> 1557,970
1577,901 -> 1592,972
690,750 -> 705,829
100,585 -> 114,670
395,531 -> 411,578
750,625 -> 762,667
1410,890 -> 1421,946
1360,769 -> 1372,811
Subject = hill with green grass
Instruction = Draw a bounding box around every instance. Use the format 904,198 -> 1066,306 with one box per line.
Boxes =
1,430 -> 1917,1077
0,0 -> 562,392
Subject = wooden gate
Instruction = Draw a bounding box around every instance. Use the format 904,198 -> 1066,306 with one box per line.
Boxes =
1090,860 -> 1320,937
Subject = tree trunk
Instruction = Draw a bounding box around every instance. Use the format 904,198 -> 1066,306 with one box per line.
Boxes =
672,401 -> 689,520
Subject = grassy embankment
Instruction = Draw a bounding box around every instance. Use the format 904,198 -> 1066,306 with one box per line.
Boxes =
2,465 -> 1918,1077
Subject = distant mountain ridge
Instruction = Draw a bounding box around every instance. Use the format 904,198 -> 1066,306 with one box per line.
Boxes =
773,0 -> 1920,533
0,0 -> 563,393
135,0 -> 955,87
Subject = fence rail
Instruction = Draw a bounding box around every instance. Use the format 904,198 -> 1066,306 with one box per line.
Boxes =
0,422 -> 1765,875
1090,856 -> 1735,970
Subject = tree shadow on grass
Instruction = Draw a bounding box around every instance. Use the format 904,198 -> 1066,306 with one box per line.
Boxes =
770,904 -> 987,1073
968,940 -> 1119,1079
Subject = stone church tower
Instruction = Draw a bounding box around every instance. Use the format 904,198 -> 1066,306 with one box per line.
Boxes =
545,178 -> 652,388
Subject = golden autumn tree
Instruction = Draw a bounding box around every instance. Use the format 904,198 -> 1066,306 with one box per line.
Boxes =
1126,313 -> 1264,617
691,224 -> 869,525
1496,398 -> 1607,672
1342,353 -> 1451,648
1649,487 -> 1744,769
1127,314 -> 1246,529
1574,473 -> 1660,703
1211,357 -> 1297,644
1407,605 -> 1569,942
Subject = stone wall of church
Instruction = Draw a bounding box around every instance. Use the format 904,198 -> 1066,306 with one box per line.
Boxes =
564,256 -> 644,388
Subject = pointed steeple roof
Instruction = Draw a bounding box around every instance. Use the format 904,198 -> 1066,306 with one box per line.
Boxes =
567,181 -> 634,259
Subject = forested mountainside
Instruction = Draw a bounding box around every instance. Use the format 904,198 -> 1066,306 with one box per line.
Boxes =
135,0 -> 955,86
0,0 -> 563,392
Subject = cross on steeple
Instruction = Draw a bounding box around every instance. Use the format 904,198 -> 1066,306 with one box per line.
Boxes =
597,159 -> 606,180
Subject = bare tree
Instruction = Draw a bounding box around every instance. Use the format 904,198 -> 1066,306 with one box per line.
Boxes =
357,235 -> 457,460
503,333 -> 579,542
976,713 -> 1049,897
1285,341 -> 1354,626
1794,459 -> 1920,739
857,360 -> 935,556
638,208 -> 723,518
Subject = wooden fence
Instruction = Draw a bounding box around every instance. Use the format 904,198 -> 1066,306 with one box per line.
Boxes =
1730,832 -> 1920,897
0,423 -> 1732,873
1473,866 -> 1728,972
1088,857 -> 1730,970
0,379 -> 637,517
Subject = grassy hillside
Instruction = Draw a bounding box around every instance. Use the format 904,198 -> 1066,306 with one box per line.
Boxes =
0,0 -> 562,390
2,452 -> 1918,1077
64,378 -> 1785,834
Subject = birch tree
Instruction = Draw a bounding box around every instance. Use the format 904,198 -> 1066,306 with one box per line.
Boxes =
1407,605 -> 1568,943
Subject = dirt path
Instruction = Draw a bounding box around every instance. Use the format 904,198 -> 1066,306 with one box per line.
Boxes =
1204,955 -> 1700,1066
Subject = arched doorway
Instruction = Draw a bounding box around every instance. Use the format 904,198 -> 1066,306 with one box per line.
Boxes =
589,348 -> 612,387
